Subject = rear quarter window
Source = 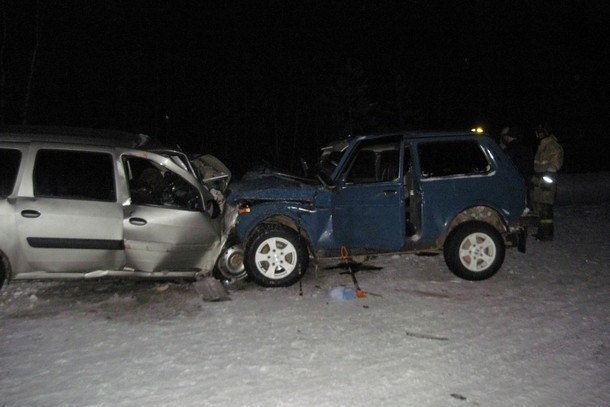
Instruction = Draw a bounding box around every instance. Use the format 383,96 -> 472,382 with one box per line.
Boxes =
33,149 -> 116,201
418,140 -> 490,178
0,148 -> 22,197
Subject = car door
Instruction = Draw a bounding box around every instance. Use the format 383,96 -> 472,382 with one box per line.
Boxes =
15,147 -> 126,273
332,137 -> 405,251
415,139 -> 494,242
403,144 -> 422,238
121,154 -> 221,272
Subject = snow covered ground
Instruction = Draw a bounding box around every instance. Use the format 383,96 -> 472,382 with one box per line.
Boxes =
1,174 -> 609,407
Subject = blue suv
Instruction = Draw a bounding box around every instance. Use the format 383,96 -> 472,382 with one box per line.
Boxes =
222,131 -> 529,287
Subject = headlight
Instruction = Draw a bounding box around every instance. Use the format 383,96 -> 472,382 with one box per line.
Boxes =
238,203 -> 251,214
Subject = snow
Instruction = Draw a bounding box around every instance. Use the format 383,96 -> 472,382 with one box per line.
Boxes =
1,173 -> 609,407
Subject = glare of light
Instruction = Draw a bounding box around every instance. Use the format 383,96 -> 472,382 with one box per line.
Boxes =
542,175 -> 555,184
471,127 -> 484,134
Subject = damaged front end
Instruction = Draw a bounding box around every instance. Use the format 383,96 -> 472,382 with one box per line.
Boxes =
214,203 -> 247,282
214,170 -> 320,283
184,153 -> 246,282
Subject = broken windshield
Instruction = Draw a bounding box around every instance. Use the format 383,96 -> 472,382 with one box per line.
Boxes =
314,139 -> 349,182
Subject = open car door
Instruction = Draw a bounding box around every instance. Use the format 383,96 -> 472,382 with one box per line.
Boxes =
122,152 -> 222,273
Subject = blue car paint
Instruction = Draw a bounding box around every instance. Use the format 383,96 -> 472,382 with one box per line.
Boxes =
229,173 -> 318,202
331,179 -> 405,250
228,131 -> 527,258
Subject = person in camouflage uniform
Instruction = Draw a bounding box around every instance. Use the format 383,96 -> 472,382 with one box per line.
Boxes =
531,124 -> 564,241
501,127 -> 534,181
501,127 -> 535,209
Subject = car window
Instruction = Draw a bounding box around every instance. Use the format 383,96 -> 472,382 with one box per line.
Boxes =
33,149 -> 116,201
123,156 -> 202,211
0,148 -> 21,197
345,141 -> 400,184
418,140 -> 490,178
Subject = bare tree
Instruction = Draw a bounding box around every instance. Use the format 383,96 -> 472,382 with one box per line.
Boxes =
0,0 -> 7,123
329,60 -> 375,136
22,0 -> 41,125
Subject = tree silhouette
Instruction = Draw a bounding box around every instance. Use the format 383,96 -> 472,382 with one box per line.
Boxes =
22,0 -> 41,125
0,0 -> 7,123
329,60 -> 376,135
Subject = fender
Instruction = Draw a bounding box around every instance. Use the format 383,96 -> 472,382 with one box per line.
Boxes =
234,200 -> 315,243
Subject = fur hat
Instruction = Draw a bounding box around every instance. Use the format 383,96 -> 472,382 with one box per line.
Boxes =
536,124 -> 549,137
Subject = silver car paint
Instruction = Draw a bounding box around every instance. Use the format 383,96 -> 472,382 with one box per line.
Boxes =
0,138 -> 225,282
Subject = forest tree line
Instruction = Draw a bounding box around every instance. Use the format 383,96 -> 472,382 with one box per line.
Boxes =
1,0 -> 608,174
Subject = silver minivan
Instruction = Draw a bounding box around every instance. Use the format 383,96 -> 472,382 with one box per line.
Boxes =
0,126 -> 232,288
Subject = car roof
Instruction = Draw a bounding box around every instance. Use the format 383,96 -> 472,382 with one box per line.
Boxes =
322,130 -> 490,149
0,125 -> 163,149
351,130 -> 485,140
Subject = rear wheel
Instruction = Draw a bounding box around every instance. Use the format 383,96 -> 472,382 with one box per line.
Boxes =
444,221 -> 505,281
245,224 -> 308,287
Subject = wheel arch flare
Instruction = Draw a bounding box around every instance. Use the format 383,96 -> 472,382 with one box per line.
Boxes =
438,206 -> 507,248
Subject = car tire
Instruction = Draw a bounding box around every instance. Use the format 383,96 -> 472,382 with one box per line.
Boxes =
0,259 -> 6,289
245,224 -> 308,287
214,239 -> 248,282
444,221 -> 505,281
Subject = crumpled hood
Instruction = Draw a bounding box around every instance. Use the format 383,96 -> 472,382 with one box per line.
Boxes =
228,172 -> 317,203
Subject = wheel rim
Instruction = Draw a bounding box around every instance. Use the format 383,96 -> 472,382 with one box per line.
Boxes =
458,232 -> 497,272
254,237 -> 298,280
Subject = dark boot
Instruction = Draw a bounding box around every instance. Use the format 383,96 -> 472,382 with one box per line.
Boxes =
534,204 -> 554,241
546,222 -> 554,240
535,222 -> 554,241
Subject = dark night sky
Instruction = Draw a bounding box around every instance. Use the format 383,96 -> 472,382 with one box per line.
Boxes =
1,0 -> 609,175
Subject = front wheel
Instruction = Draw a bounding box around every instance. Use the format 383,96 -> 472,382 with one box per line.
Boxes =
245,224 -> 308,287
443,221 -> 505,281
0,258 -> 7,289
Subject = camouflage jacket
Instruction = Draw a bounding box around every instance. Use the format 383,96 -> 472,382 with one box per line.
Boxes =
534,135 -> 564,173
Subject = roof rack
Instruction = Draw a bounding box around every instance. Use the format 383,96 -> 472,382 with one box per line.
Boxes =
0,125 -> 158,149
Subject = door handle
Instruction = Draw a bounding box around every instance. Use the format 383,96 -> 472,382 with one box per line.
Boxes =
129,217 -> 147,226
21,210 -> 41,218
384,190 -> 397,197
